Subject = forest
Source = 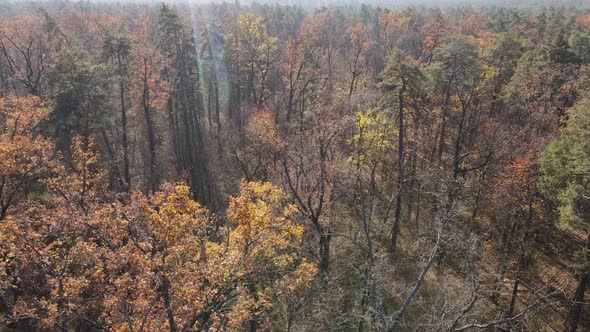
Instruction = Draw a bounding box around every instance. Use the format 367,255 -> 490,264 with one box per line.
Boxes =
1,0 -> 590,331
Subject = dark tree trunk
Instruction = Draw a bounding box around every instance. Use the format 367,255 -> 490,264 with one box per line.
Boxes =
508,275 -> 520,316
437,88 -> 450,165
142,58 -> 158,193
319,234 -> 331,272
568,274 -> 588,332
168,96 -> 182,176
161,277 -> 177,332
118,55 -> 131,192
101,129 -> 124,191
214,74 -> 220,131
567,226 -> 590,332
391,83 -> 406,252
348,72 -> 357,97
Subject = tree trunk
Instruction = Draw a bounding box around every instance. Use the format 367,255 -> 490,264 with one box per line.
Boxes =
214,74 -> 220,131
319,234 -> 331,272
101,129 -> 124,191
119,56 -> 131,192
437,89 -> 450,165
453,103 -> 468,179
567,274 -> 588,332
286,80 -> 295,123
58,277 -> 67,332
0,204 -> 8,220
167,96 -> 182,176
508,275 -> 520,316
566,226 -> 590,332
391,84 -> 406,252
142,58 -> 158,193
162,277 -> 177,332
348,72 -> 357,98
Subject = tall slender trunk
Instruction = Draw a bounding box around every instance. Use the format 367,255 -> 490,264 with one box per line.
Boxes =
286,78 -> 295,123
391,83 -> 406,252
348,72 -> 357,97
58,277 -> 66,332
247,278 -> 259,332
566,225 -> 590,332
319,233 -> 331,272
118,55 -> 131,192
470,169 -> 486,229
207,80 -> 213,128
0,204 -> 8,220
101,129 -> 124,191
437,88 -> 450,165
358,268 -> 370,332
206,32 -> 221,132
161,277 -> 177,332
142,58 -> 158,193
508,272 -> 520,318
214,74 -> 220,131
568,274 -> 588,332
453,103 -> 468,179
168,96 -> 182,176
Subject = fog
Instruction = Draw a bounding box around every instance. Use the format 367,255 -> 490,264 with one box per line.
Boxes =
2,0 -> 590,9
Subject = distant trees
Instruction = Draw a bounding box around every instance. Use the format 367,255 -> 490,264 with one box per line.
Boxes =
230,13 -> 278,108
0,14 -> 50,97
345,23 -> 372,97
2,2 -> 590,330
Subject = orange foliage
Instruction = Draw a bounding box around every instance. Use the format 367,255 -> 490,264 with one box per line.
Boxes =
0,176 -> 315,330
577,12 -> 590,31
419,19 -> 447,62
0,95 -> 55,219
379,10 -> 411,50
490,149 -> 539,213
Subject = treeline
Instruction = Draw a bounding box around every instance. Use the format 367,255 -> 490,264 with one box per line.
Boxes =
1,1 -> 590,331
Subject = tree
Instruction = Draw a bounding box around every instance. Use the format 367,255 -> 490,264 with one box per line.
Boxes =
540,97 -> 590,332
299,10 -> 343,95
507,47 -> 577,131
0,136 -> 106,331
483,33 -> 523,112
278,103 -> 343,272
48,47 -> 111,161
379,49 -> 423,252
378,10 -> 411,52
489,150 -> 540,313
346,106 -> 397,330
226,12 -> 278,124
418,13 -> 446,64
0,173 -> 315,330
0,14 -> 51,96
129,11 -> 170,193
569,31 -> 590,64
280,33 -> 319,123
157,4 -> 212,204
2,3 -> 590,330
0,95 -> 54,220
103,31 -> 132,192
344,23 -> 372,97
425,34 -> 484,176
